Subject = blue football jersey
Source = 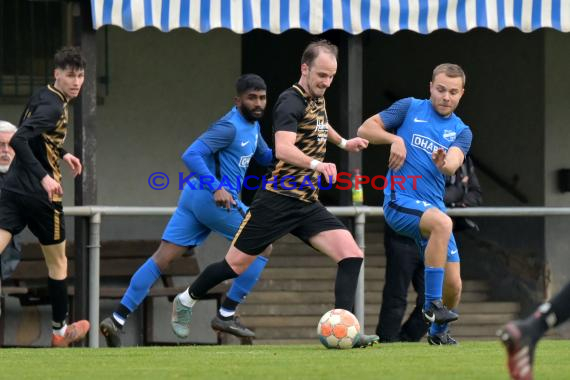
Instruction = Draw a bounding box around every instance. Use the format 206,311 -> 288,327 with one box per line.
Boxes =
183,106 -> 271,198
380,98 -> 472,207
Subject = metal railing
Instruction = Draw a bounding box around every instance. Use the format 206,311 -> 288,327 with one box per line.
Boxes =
63,206 -> 570,348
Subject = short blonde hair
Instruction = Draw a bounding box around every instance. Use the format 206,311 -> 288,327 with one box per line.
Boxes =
432,63 -> 466,88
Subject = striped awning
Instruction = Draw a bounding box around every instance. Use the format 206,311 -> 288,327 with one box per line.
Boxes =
91,0 -> 570,34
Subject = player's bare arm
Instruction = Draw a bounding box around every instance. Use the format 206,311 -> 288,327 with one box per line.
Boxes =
327,124 -> 368,152
358,114 -> 406,170
41,174 -> 63,201
62,153 -> 82,177
432,146 -> 464,176
275,130 -> 337,183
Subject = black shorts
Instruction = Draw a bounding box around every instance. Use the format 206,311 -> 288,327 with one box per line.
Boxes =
233,190 -> 347,255
0,190 -> 65,245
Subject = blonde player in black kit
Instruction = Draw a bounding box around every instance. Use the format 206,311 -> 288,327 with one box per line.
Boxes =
0,47 -> 90,347
171,40 -> 379,347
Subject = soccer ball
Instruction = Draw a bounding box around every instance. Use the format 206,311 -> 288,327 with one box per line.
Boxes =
317,309 -> 360,349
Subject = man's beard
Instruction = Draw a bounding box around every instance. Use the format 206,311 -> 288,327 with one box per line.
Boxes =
240,106 -> 264,122
0,164 -> 10,173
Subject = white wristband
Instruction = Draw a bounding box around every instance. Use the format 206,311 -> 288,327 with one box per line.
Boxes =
337,138 -> 348,149
310,159 -> 321,170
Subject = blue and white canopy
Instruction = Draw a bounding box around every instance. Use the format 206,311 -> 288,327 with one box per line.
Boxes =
91,0 -> 570,34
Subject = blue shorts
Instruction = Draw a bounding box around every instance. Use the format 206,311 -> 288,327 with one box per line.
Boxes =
162,186 -> 247,247
383,194 -> 459,263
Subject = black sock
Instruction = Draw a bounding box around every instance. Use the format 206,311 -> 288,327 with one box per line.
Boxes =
189,259 -> 238,299
48,277 -> 68,329
112,304 -> 131,329
531,282 -> 570,336
220,297 -> 240,314
334,257 -> 363,311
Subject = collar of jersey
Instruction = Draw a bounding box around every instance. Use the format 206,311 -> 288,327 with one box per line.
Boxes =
232,106 -> 257,126
293,83 -> 313,100
292,83 -> 323,105
47,84 -> 68,103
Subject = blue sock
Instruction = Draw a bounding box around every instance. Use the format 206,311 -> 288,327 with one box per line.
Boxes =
423,266 -> 444,310
430,322 -> 448,335
224,256 -> 269,310
120,258 -> 161,312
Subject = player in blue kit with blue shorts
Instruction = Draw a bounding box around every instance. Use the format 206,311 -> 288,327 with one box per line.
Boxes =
358,64 -> 472,345
99,74 -> 273,347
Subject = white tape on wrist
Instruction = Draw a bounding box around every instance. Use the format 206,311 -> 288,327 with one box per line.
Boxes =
310,159 -> 321,170
337,138 -> 348,149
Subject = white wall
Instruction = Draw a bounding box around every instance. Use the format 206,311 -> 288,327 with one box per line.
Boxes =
96,27 -> 241,240
97,27 -> 240,205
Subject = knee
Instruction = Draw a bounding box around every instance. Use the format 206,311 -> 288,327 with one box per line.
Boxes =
151,243 -> 189,271
46,255 -> 67,280
227,260 -> 248,275
429,213 -> 453,238
226,249 -> 254,275
339,250 -> 364,261
346,247 -> 364,259
0,230 -> 13,252
347,253 -> 364,261
446,277 -> 462,297
151,250 -> 174,272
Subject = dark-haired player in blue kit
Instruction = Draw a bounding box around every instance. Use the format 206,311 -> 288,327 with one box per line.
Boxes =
99,74 -> 273,347
358,63 -> 472,345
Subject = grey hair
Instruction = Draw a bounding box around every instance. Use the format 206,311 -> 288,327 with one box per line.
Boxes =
0,120 -> 17,133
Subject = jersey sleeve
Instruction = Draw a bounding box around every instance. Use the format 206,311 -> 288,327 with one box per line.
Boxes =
181,122 -> 236,192
379,97 -> 413,131
253,133 -> 273,167
450,127 -> 472,155
197,121 -> 236,153
58,147 -> 68,158
10,98 -> 63,180
273,91 -> 306,133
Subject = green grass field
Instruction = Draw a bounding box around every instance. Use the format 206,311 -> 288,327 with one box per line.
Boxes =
1,340 -> 568,379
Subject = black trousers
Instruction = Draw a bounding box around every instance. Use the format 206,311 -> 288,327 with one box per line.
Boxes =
376,225 -> 428,342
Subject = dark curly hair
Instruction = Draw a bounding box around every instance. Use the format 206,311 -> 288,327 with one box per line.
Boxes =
54,46 -> 86,71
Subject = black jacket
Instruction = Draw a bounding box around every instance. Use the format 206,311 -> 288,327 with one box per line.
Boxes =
0,173 -> 22,279
444,156 -> 482,208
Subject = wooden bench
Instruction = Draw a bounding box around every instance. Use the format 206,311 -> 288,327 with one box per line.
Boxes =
0,240 -> 233,346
